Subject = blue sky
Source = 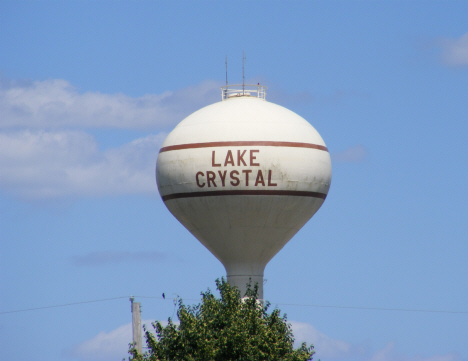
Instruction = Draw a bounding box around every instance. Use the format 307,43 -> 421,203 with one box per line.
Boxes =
1,1 -> 467,361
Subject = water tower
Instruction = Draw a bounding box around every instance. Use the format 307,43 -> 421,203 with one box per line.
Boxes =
156,84 -> 331,299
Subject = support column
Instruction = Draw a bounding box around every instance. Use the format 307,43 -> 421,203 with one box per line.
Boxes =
227,274 -> 264,300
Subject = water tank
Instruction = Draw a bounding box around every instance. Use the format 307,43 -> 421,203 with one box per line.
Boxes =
156,85 -> 332,299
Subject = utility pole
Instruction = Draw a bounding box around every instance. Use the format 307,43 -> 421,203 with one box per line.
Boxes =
129,296 -> 142,354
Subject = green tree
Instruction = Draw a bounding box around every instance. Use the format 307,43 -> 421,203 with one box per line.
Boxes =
129,278 -> 314,361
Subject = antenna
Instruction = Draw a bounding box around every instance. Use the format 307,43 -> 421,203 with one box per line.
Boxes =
242,51 -> 246,96
225,56 -> 228,87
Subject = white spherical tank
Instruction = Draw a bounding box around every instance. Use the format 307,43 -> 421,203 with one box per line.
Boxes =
156,85 -> 332,299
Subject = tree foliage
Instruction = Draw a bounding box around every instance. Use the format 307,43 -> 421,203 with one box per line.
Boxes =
129,278 -> 314,361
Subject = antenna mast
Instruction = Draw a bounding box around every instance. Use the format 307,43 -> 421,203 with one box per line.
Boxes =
225,56 -> 228,87
242,51 -> 246,96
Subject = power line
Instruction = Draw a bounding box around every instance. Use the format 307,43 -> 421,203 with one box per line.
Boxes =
269,302 -> 468,314
0,296 -> 128,315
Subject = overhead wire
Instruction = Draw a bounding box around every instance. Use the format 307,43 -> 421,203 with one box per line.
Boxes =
0,296 -> 129,315
268,302 -> 468,314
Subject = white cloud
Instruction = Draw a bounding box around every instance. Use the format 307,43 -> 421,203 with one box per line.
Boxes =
290,323 -> 462,361
0,130 -> 166,199
438,32 -> 468,66
67,322 -> 132,361
67,320 -> 161,361
332,144 -> 368,163
0,78 -> 221,130
367,342 -> 461,361
290,321 -> 365,360
0,77 -> 223,200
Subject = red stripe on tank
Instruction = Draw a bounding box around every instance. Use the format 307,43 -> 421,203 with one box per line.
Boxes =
159,141 -> 328,153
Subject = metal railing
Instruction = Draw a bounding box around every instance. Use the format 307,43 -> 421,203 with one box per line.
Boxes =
221,84 -> 267,101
